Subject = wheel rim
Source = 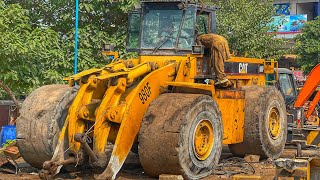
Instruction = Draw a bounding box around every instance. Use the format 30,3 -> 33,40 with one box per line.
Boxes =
193,119 -> 214,161
268,107 -> 281,139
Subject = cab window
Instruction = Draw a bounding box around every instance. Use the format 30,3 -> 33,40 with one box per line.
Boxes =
279,73 -> 296,101
141,3 -> 195,50
127,12 -> 141,51
196,14 -> 208,35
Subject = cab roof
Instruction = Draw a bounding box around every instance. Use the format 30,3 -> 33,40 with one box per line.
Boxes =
278,68 -> 293,75
140,0 -> 218,12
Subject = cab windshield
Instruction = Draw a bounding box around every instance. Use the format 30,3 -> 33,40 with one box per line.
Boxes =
141,3 -> 195,50
279,73 -> 296,102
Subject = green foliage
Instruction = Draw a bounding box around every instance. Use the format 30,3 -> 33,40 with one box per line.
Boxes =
295,17 -> 320,73
5,0 -> 138,58
205,0 -> 287,59
0,2 -> 65,97
3,139 -> 15,148
0,0 -> 137,99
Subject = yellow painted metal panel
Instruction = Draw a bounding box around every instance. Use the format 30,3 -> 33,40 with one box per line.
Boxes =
307,131 -> 320,145
215,90 -> 245,144
228,57 -> 264,64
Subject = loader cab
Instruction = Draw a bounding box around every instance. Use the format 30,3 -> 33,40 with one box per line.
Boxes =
126,0 -> 217,55
277,68 -> 299,105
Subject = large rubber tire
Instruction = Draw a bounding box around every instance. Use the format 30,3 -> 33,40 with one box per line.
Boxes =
16,84 -> 78,168
138,93 -> 223,179
228,86 -> 287,159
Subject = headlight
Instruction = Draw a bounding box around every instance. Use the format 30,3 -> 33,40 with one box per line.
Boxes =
297,109 -> 302,119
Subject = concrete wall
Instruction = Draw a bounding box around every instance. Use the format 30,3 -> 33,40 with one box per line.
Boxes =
296,2 -> 318,20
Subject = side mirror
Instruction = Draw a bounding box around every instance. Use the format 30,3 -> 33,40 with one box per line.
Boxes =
192,45 -> 204,55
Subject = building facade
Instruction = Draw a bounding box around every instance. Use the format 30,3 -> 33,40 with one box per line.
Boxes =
273,0 -> 319,39
275,0 -> 319,20
273,1 -> 319,71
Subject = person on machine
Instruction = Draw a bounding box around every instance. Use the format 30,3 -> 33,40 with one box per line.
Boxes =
197,33 -> 232,87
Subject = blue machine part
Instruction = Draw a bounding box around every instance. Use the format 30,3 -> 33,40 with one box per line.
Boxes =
0,125 -> 16,147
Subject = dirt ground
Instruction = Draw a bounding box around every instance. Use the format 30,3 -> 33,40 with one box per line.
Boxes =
0,156 -> 272,180
0,157 -> 153,180
0,147 -> 310,180
0,151 -> 251,180
0,152 -> 153,180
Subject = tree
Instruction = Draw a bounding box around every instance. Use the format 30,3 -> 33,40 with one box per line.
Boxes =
295,17 -> 320,73
205,0 -> 287,59
0,2 -> 66,98
0,0 -> 137,98
5,0 -> 138,61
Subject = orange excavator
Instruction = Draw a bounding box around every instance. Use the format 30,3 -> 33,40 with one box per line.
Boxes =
294,64 -> 320,121
286,64 -> 320,145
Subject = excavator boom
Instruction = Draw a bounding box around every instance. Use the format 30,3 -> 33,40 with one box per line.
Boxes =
294,64 -> 320,119
306,90 -> 320,118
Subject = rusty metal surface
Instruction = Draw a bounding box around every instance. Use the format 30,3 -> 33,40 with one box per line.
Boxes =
216,89 -> 245,99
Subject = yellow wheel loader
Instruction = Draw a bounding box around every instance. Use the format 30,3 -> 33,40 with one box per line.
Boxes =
16,0 -> 288,179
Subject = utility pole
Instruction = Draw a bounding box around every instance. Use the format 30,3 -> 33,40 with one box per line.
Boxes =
74,0 -> 79,74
